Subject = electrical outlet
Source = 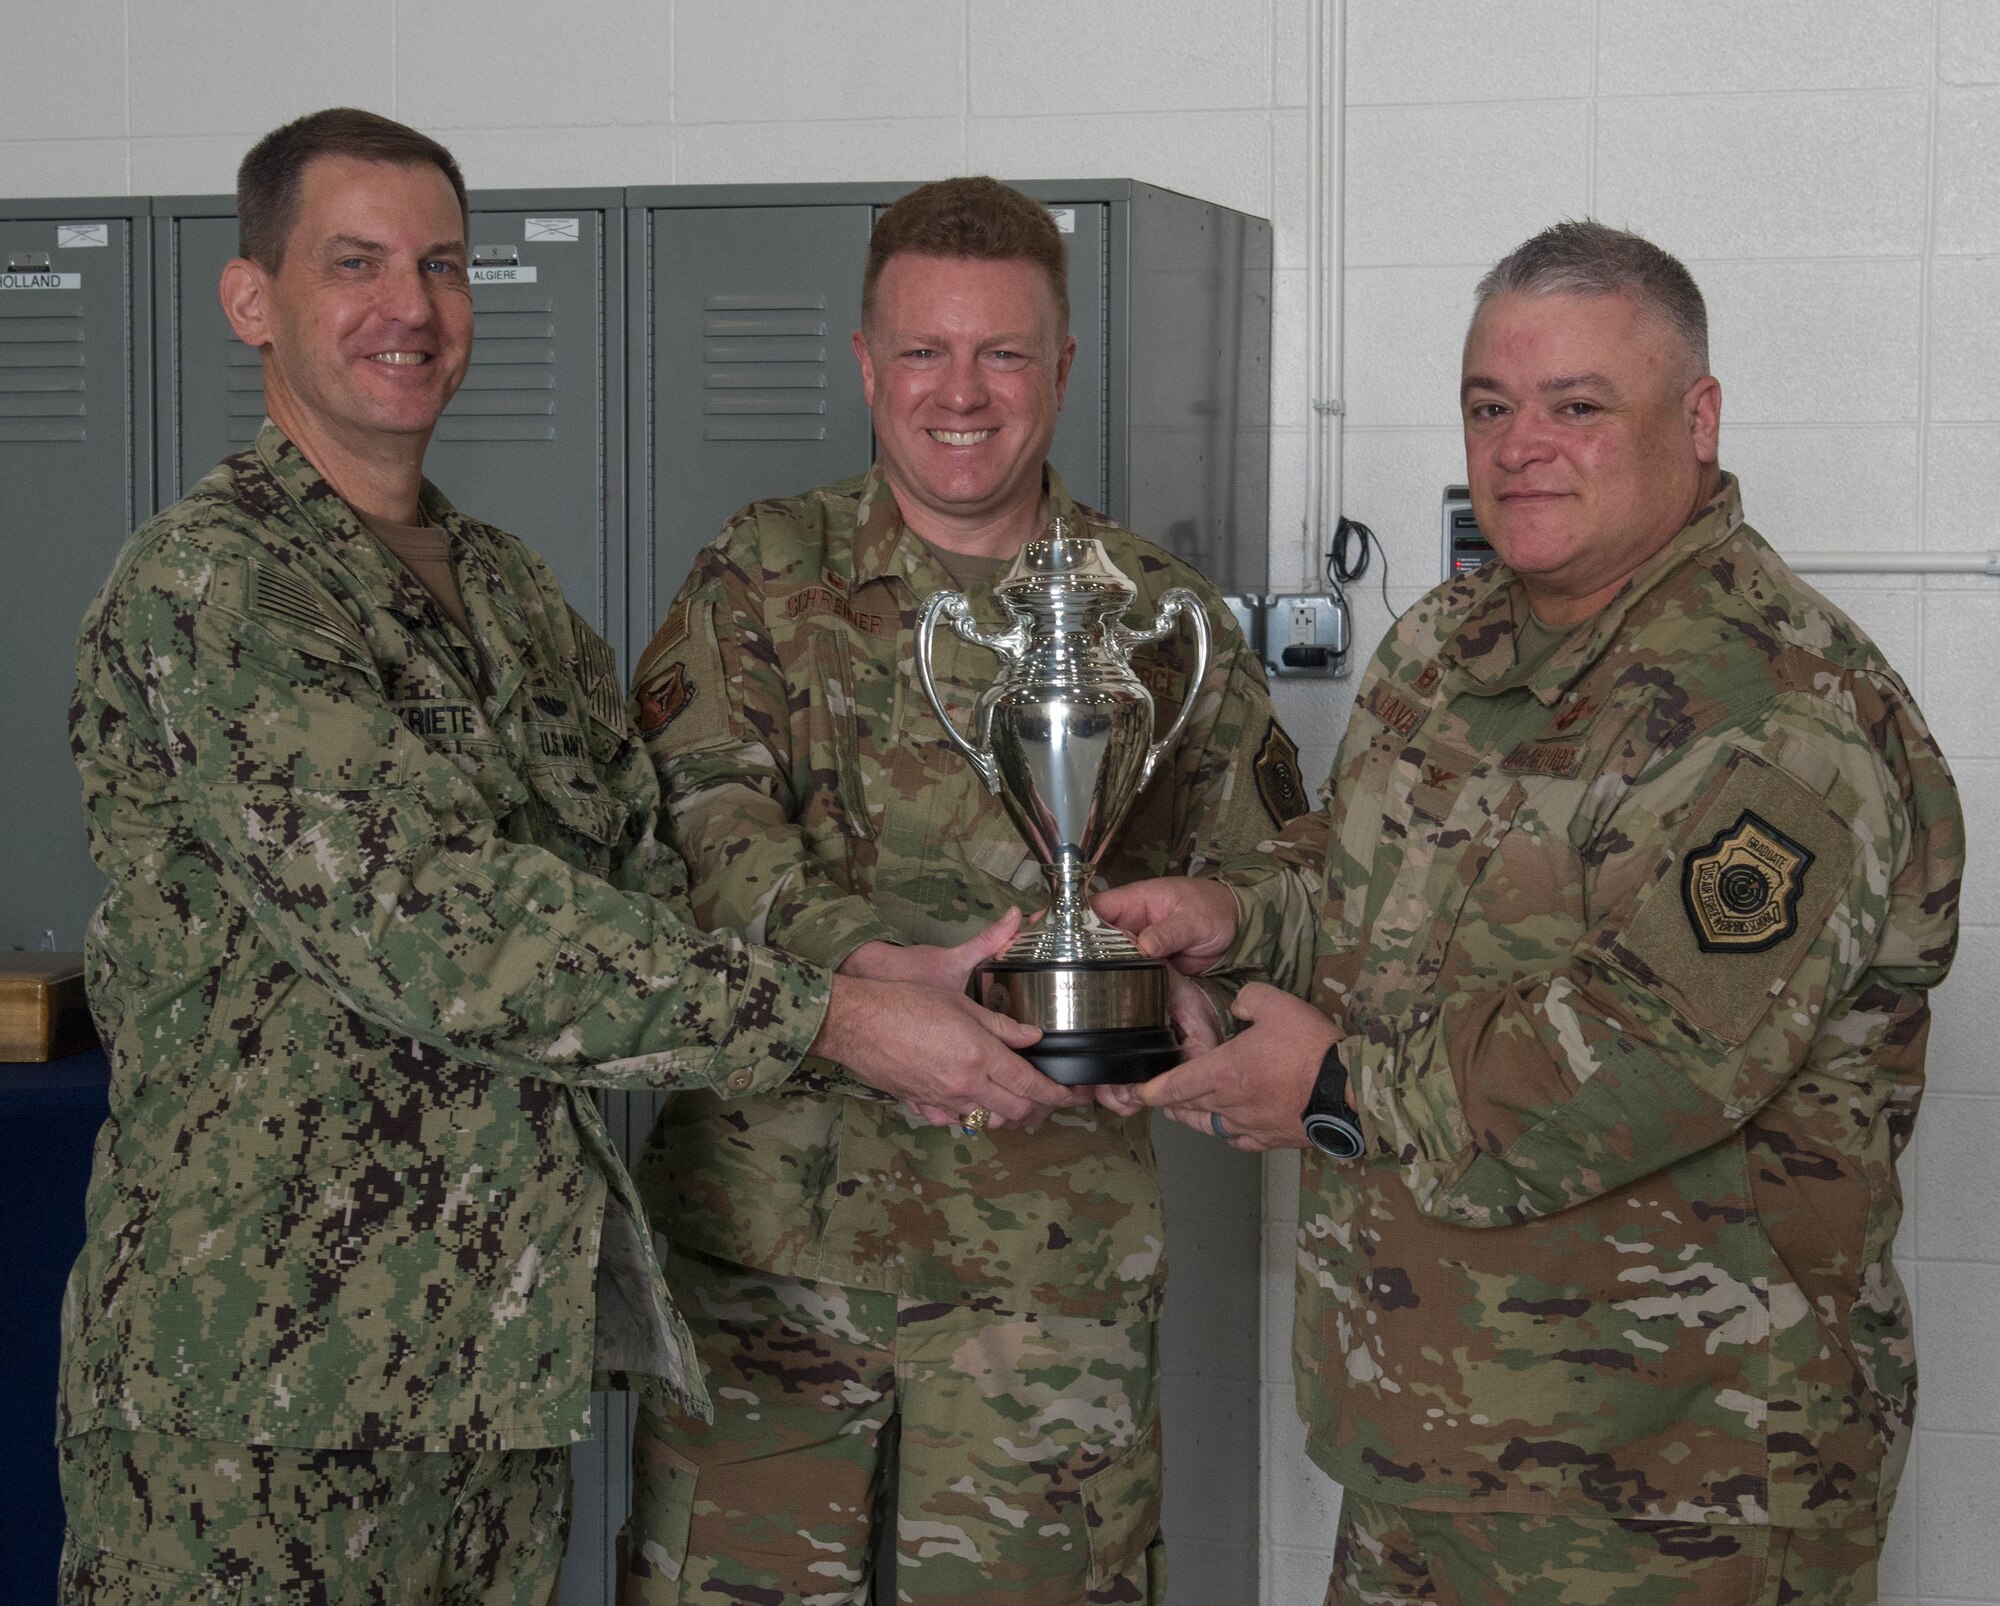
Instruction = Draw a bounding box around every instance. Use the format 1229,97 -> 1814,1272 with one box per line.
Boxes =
1265,593 -> 1349,678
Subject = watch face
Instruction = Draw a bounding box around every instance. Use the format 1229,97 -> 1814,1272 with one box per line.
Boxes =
1304,1109 -> 1365,1161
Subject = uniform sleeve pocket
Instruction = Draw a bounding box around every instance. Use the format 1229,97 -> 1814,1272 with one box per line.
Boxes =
621,1439 -> 700,1587
58,1535 -> 243,1605
1081,1418 -> 1164,1594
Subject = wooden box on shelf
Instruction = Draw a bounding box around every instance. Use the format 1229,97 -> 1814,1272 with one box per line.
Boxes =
0,953 -> 97,1063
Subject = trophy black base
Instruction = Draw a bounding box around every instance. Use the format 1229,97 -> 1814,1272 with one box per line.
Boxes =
1024,1025 -> 1183,1087
972,955 -> 1179,1087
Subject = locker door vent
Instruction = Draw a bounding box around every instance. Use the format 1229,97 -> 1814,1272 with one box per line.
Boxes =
700,294 -> 830,443
0,302 -> 87,443
440,301 -> 558,444
215,305 -> 563,446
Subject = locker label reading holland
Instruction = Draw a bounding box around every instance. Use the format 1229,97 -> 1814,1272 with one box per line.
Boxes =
470,265 -> 539,284
0,272 -> 81,290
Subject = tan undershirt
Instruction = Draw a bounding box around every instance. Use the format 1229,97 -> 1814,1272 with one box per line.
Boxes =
921,540 -> 1013,591
359,512 -> 478,642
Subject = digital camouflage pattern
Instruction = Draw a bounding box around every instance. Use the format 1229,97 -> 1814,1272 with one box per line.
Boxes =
65,424 -> 833,1453
1325,1489 -> 1881,1606
630,462 -> 1295,1319
621,1253 -> 1163,1605
59,1427 -> 568,1605
1217,476 -> 1963,1528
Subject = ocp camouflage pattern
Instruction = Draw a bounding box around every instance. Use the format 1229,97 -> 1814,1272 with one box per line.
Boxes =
629,463 -> 1294,1318
64,423 -> 833,1452
1217,476 -> 1963,1527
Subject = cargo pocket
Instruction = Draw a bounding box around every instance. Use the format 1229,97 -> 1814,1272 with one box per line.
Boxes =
620,1439 -> 700,1593
57,1534 -> 241,1605
1081,1419 -> 1163,1596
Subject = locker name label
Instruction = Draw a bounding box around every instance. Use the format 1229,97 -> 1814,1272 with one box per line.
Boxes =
0,271 -> 81,290
470,265 -> 538,284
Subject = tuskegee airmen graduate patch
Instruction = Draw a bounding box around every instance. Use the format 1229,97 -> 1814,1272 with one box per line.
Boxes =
1681,809 -> 1814,953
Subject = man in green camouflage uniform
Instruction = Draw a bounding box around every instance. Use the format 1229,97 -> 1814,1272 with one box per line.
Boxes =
60,115 -> 1058,1606
622,178 -> 1303,1604
1098,222 -> 1964,1604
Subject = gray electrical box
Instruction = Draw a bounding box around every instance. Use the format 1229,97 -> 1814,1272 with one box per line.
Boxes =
628,180 -> 1270,654
153,190 -> 627,650
0,200 -> 152,951
1443,484 -> 1495,581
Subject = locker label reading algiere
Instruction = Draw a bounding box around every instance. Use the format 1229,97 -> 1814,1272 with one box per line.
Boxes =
0,272 -> 82,290
470,265 -> 538,284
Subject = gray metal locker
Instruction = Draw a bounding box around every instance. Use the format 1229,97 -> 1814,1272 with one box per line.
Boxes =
0,200 -> 151,952
152,189 -> 626,649
627,179 -> 1268,657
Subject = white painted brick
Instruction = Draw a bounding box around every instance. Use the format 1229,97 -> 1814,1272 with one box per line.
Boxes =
126,134 -> 257,198
1340,427 -> 1470,581
676,119 -> 963,186
1936,88 -> 2000,256
0,2 -> 127,142
1928,257 -> 2000,423
1271,107 -> 1310,271
1270,1542 -> 1338,1606
1701,259 -> 1922,424
0,140 -> 130,199
1914,1094 -> 2000,1262
129,3 -> 395,139
400,0 -> 673,130
965,111 -> 1273,223
1271,267 -> 1314,432
1596,92 -> 1928,261
1267,428 -> 1314,590
1346,0 -> 1593,106
1917,1262 -> 2000,1432
1805,583 -> 1920,683
1273,0 -> 1310,109
1942,0 -> 2000,86
1927,929 -> 2000,1096
1597,0 -> 1932,95
436,125 -> 676,191
1269,674 -> 1348,771
1341,264 -> 1486,430
970,1 -> 1272,118
1923,424 -> 2000,553
1895,1132 -> 1919,1266
1344,101 -> 1589,269
675,0 -> 962,125
1954,762 -> 2000,928
1266,1390 -> 1343,1552
1921,593 -> 2000,757
1916,1431 -> 2000,1597
1722,427 -> 1920,555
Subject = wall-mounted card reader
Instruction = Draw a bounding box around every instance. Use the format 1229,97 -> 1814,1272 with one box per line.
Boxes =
1442,486 -> 1495,582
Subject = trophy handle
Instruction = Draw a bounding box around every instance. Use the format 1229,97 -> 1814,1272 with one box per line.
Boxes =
1113,588 -> 1212,793
915,589 -> 1020,794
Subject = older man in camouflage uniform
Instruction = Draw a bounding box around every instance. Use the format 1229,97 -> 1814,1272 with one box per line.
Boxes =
60,115 -> 1058,1606
1099,222 -> 1964,1605
621,177 -> 1302,1603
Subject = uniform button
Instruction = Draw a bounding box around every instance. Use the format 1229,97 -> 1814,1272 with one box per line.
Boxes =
727,1069 -> 755,1091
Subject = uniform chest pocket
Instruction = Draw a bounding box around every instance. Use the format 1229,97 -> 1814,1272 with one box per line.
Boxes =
801,629 -> 878,840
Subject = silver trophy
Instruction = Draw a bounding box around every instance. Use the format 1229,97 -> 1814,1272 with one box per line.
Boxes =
915,519 -> 1211,1085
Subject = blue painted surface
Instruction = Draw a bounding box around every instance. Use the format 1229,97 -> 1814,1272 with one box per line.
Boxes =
0,1047 -> 109,1605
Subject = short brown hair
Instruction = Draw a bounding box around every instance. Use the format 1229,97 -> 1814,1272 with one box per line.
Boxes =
863,177 -> 1069,333
236,108 -> 468,271
1475,220 -> 1710,384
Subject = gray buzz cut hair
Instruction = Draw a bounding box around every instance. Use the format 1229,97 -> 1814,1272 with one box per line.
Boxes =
1474,220 -> 1710,381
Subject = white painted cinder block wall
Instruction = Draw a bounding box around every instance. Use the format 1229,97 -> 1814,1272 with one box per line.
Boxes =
5,3 -> 1995,1603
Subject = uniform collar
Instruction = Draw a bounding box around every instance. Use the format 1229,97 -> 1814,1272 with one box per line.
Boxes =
251,420 -> 534,708
1444,472 -> 1746,706
841,459 -> 1082,598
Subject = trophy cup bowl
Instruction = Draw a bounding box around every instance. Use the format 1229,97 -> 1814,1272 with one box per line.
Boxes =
915,523 -> 1211,1086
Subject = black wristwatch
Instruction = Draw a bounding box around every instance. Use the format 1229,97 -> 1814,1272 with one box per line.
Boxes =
1302,1040 -> 1366,1160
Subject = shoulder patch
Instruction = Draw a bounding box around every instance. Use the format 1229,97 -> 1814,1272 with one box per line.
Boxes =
572,611 -> 626,738
631,595 -> 731,749
243,561 -> 368,665
1681,810 -> 1814,953
1253,719 -> 1311,825
635,660 -> 695,736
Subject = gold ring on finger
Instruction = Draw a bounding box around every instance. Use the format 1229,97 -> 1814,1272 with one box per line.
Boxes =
959,1106 -> 991,1137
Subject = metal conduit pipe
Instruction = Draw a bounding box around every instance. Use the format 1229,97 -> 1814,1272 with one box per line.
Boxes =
1302,0 -> 1346,589
1787,552 -> 2000,577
